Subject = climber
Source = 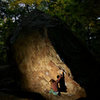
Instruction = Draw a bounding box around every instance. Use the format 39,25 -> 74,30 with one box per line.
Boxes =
49,71 -> 64,96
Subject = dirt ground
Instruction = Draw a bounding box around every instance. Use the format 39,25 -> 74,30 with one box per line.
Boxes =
0,92 -> 80,100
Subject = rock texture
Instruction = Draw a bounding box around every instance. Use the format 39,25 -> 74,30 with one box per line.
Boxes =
13,28 -> 86,99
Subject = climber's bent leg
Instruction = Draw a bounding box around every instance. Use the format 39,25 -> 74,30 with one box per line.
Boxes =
49,89 -> 59,96
49,89 -> 53,94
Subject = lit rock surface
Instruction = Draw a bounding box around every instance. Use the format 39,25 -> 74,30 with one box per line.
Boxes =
13,29 -> 86,100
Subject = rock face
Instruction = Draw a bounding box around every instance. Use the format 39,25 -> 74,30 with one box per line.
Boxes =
13,28 -> 86,99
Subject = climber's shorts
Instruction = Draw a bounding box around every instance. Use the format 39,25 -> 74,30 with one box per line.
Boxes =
49,89 -> 59,96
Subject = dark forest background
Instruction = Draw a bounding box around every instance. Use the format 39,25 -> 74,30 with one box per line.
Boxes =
0,0 -> 100,65
0,0 -> 100,99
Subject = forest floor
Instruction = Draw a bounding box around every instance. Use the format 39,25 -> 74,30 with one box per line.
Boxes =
0,91 -> 79,100
0,65 -> 82,100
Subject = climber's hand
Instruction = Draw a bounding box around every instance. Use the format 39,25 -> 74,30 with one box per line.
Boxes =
60,70 -> 64,75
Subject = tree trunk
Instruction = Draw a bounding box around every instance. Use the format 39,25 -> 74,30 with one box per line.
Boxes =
13,28 -> 86,99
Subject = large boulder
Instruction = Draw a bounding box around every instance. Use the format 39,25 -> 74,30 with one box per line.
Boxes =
13,27 -> 86,99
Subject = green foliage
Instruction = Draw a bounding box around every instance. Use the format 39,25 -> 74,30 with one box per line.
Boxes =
42,0 -> 100,45
0,1 -> 18,64
9,0 -> 50,7
0,17 -> 16,64
0,0 -> 100,64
